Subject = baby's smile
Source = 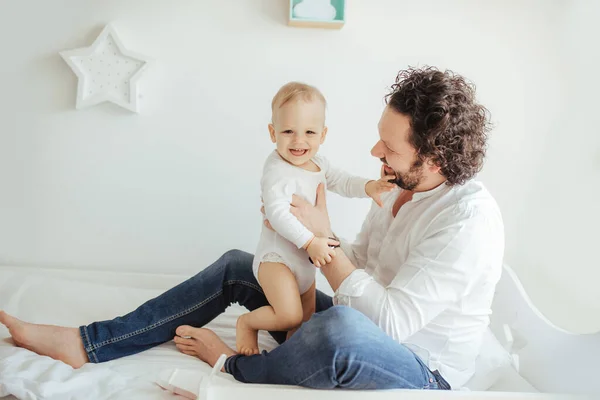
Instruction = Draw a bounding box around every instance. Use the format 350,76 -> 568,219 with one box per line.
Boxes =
289,148 -> 309,157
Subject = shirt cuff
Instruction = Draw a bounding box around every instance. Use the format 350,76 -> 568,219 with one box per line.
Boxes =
293,230 -> 315,249
333,269 -> 373,306
355,178 -> 372,198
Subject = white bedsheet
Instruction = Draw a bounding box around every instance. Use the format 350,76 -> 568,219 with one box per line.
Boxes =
0,266 -> 576,400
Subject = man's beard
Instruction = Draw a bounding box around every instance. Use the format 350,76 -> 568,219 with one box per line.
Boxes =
381,158 -> 424,191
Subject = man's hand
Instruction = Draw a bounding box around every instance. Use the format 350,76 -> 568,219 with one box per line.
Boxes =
260,204 -> 273,230
290,183 -> 332,237
365,179 -> 396,207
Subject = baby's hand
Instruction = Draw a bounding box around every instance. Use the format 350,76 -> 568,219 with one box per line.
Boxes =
304,236 -> 338,268
366,178 -> 396,207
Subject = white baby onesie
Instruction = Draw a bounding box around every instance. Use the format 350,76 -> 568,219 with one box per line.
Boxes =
253,150 -> 371,294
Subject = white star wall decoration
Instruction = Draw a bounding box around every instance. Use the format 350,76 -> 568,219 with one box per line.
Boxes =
60,24 -> 150,113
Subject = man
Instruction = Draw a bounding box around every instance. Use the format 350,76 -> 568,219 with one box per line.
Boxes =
0,66 -> 503,391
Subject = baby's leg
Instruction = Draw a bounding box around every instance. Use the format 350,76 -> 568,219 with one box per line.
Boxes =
286,280 -> 317,340
236,262 -> 302,356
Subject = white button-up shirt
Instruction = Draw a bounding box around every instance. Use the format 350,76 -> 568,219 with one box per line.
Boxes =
335,179 -> 504,388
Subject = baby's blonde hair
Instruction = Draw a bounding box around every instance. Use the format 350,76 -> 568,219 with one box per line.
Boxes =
271,82 -> 327,122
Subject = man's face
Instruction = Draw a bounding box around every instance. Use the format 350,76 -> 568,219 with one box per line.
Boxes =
370,106 -> 425,191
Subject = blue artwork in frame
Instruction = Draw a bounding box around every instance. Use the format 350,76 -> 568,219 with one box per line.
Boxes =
288,0 -> 345,29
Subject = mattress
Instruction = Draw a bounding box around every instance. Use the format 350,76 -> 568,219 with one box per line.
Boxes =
0,266 -> 576,400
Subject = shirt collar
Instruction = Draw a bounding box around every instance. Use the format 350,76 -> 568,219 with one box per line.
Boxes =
411,181 -> 448,202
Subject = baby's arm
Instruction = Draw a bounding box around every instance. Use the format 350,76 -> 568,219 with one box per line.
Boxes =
321,156 -> 395,207
262,172 -> 314,249
262,169 -> 338,265
321,156 -> 372,198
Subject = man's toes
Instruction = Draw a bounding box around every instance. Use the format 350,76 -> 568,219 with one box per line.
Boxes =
175,343 -> 194,353
178,347 -> 196,357
175,325 -> 202,338
173,335 -> 195,346
175,325 -> 202,337
0,311 -> 16,327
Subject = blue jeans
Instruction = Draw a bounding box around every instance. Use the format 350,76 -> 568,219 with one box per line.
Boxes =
80,250 -> 450,390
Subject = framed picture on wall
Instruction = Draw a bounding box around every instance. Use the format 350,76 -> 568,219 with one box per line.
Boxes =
288,0 -> 345,29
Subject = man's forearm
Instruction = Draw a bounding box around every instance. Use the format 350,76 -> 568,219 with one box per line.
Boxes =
320,248 -> 356,292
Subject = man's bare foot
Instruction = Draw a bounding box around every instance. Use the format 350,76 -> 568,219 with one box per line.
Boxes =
235,314 -> 259,356
0,310 -> 88,368
174,326 -> 236,369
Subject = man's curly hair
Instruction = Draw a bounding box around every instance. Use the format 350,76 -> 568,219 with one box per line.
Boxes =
385,66 -> 492,186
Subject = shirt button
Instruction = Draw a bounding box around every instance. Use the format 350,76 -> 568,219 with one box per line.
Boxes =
429,378 -> 434,383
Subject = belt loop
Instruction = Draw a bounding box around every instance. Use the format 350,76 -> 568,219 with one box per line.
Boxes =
432,370 -> 452,390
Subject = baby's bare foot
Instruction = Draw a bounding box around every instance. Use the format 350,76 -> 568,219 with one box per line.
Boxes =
0,310 -> 88,368
235,315 -> 259,356
174,325 -> 236,368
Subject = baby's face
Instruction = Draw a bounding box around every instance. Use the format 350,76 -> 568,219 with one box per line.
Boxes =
269,99 -> 327,168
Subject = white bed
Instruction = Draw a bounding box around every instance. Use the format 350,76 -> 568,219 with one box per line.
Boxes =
0,264 -> 596,400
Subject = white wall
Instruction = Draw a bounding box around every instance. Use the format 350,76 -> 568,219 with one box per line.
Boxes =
0,0 -> 597,333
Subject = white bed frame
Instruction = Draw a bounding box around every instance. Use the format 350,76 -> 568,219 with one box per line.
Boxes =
488,265 -> 600,397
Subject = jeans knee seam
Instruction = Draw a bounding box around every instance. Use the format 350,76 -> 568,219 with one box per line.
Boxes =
224,279 -> 263,293
88,289 -> 224,351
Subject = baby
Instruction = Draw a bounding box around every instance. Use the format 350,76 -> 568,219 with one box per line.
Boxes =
236,82 -> 394,355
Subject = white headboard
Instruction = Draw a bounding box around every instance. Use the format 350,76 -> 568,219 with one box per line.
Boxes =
489,265 -> 600,397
